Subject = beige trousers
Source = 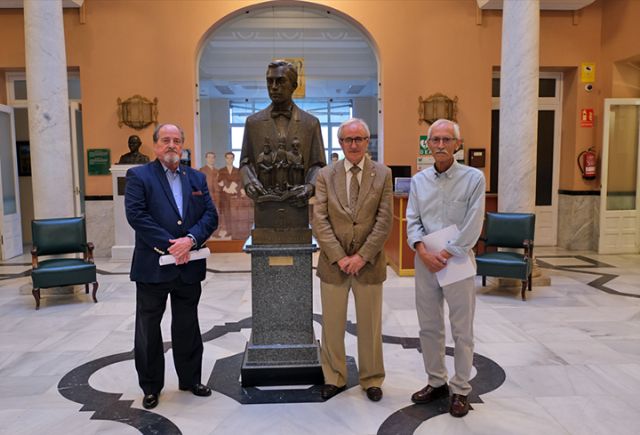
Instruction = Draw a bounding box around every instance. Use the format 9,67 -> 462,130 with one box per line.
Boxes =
320,277 -> 385,389
415,257 -> 476,396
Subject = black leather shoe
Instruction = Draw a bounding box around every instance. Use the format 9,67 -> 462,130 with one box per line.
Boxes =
142,393 -> 159,409
449,393 -> 471,417
411,384 -> 450,404
366,386 -> 383,402
320,384 -> 346,400
179,383 -> 212,397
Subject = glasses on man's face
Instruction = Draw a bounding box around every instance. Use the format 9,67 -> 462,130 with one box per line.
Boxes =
340,136 -> 369,145
159,137 -> 183,146
427,136 -> 457,146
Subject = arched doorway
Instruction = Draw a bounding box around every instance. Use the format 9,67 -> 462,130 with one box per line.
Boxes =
196,2 -> 379,242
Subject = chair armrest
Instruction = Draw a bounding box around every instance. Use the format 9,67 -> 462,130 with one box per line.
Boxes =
86,242 -> 95,264
523,239 -> 534,259
475,237 -> 488,255
31,246 -> 39,269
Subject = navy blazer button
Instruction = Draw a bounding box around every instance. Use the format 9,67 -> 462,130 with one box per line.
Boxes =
177,220 -> 183,225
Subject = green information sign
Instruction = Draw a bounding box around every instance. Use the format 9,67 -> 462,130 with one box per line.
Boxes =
87,148 -> 111,175
419,135 -> 431,155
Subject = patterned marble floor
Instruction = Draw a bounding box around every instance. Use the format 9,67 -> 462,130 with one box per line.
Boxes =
0,247 -> 639,435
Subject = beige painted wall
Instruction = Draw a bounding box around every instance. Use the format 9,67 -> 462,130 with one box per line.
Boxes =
1,0 -> 638,197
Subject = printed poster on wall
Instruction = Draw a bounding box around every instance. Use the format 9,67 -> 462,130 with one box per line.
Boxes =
281,57 -> 305,99
417,155 -> 434,171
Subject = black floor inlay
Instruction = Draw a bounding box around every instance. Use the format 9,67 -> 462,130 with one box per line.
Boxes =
58,314 -> 506,434
537,255 -> 639,298
377,348 -> 505,435
58,351 -> 181,435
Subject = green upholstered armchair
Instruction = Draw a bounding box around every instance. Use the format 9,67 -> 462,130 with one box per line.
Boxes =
476,212 -> 535,301
30,217 -> 98,310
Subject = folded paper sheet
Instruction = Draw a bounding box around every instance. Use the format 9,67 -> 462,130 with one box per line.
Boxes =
159,247 -> 211,266
421,225 -> 475,287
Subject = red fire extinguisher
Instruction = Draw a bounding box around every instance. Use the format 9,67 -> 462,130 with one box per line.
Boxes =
577,148 -> 597,180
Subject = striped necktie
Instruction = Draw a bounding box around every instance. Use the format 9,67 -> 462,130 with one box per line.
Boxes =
349,165 -> 361,217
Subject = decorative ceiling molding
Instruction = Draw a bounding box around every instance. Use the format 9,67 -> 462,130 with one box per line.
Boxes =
199,5 -> 378,99
477,0 -> 596,10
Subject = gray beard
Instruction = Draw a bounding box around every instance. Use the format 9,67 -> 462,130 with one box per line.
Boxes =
163,154 -> 180,165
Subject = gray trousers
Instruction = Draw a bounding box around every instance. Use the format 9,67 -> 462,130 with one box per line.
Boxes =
415,256 -> 476,396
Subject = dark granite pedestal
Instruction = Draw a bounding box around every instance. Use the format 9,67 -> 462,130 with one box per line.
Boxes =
241,239 -> 324,387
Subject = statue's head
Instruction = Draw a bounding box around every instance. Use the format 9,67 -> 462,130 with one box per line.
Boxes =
128,135 -> 142,152
266,60 -> 298,105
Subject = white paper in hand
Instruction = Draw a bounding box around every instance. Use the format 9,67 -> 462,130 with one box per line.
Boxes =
159,247 -> 211,266
421,225 -> 476,287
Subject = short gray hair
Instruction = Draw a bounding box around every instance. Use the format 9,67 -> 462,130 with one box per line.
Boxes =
153,123 -> 185,143
427,119 -> 460,140
337,118 -> 370,139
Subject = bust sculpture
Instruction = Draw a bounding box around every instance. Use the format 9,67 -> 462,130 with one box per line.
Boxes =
118,135 -> 150,164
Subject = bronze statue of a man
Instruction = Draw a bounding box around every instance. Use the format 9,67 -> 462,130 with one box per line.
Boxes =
240,60 -> 326,204
118,135 -> 150,164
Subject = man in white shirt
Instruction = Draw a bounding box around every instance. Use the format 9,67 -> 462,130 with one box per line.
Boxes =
406,119 -> 485,417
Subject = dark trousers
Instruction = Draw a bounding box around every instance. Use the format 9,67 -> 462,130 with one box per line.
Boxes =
134,277 -> 203,395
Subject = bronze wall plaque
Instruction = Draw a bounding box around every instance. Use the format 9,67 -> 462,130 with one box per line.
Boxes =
117,95 -> 158,130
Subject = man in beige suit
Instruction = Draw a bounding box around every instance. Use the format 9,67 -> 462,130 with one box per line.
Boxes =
313,118 -> 392,402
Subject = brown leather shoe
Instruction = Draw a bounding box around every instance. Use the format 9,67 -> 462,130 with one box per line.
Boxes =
449,393 -> 471,417
365,386 -> 383,402
411,384 -> 450,404
320,384 -> 346,400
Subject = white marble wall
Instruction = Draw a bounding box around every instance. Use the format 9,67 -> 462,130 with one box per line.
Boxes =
85,200 -> 114,258
23,0 -> 75,219
497,0 -> 540,213
557,194 -> 599,251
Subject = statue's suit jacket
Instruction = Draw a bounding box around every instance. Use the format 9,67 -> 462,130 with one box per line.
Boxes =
313,157 -> 393,285
240,103 -> 326,182
125,159 -> 218,284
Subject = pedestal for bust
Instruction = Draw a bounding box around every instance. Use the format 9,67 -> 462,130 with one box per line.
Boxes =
110,164 -> 138,261
241,201 -> 323,387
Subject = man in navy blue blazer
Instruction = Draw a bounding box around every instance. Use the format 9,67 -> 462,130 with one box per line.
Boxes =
125,123 -> 218,409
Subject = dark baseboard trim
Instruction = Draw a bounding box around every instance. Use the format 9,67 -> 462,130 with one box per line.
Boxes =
84,195 -> 113,201
558,190 -> 600,196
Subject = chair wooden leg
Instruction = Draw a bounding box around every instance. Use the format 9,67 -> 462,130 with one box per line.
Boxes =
85,283 -> 89,294
92,282 -> 99,303
521,281 -> 527,301
528,274 -> 532,291
482,276 -> 486,286
32,288 -> 40,310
